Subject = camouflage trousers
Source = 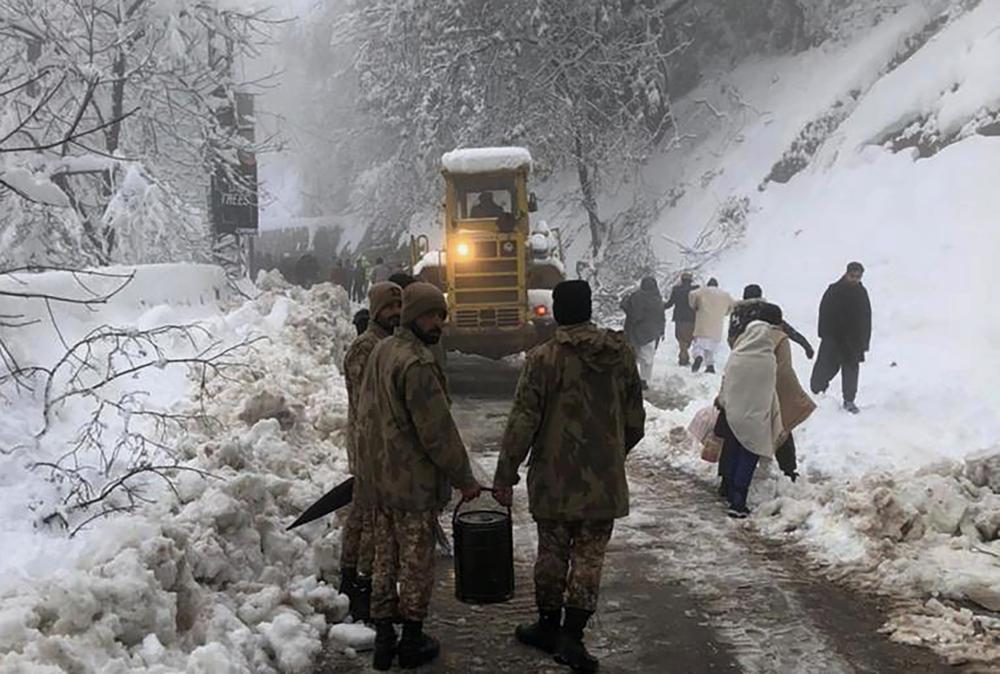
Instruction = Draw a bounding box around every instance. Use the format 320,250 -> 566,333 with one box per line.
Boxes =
371,507 -> 438,621
339,501 -> 374,576
534,519 -> 614,613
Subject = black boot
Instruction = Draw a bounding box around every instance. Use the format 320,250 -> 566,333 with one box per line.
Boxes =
555,607 -> 599,672
692,356 -> 703,373
339,567 -> 358,605
350,575 -> 371,622
515,608 -> 561,653
398,620 -> 440,669
372,620 -> 397,671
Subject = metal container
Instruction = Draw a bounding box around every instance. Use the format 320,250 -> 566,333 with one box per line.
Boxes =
452,500 -> 514,604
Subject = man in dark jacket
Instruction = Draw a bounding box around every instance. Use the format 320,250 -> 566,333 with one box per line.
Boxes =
810,262 -> 872,414
663,272 -> 699,366
620,276 -> 666,388
494,280 -> 645,673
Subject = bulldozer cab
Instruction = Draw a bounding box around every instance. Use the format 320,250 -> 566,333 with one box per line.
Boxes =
412,147 -> 561,359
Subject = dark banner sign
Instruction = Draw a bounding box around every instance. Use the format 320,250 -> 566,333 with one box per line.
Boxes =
211,92 -> 258,235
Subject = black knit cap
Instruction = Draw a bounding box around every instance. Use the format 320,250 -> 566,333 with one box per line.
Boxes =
552,280 -> 592,326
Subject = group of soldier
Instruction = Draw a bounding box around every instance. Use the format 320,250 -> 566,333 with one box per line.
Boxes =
339,275 -> 646,671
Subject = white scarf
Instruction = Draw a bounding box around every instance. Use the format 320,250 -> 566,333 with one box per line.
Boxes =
720,321 -> 783,457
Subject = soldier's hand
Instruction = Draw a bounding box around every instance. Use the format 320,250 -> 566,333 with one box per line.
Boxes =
492,486 -> 513,507
461,483 -> 482,501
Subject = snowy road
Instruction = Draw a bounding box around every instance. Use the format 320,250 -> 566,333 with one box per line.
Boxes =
316,355 -> 956,673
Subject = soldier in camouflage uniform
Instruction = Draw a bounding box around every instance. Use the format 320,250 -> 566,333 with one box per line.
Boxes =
493,280 -> 645,673
339,281 -> 402,621
357,282 -> 481,671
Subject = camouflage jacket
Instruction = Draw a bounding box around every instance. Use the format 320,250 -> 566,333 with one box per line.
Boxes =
343,321 -> 392,475
494,323 -> 646,521
356,327 -> 477,512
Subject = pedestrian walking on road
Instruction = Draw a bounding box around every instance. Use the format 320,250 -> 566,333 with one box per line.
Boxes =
810,262 -> 872,414
620,276 -> 666,389
370,257 -> 392,285
358,282 -> 480,670
716,307 -> 784,518
352,258 -> 369,303
688,278 -> 735,374
719,302 -> 816,492
664,272 -> 699,366
330,258 -> 349,291
727,285 -> 815,481
493,279 -> 646,673
295,253 -> 319,288
339,282 -> 403,622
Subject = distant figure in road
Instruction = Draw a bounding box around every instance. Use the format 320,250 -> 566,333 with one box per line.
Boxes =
493,280 -> 645,673
620,276 -> 666,389
295,253 -> 320,288
339,282 -> 403,622
330,258 -> 349,290
688,278 -> 735,374
352,258 -> 369,303
715,304 -> 785,518
470,191 -> 505,218
810,262 -> 872,414
664,271 -> 699,366
359,282 -> 480,670
370,257 -> 392,285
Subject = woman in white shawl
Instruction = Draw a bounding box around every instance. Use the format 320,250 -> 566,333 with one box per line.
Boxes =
717,318 -> 784,517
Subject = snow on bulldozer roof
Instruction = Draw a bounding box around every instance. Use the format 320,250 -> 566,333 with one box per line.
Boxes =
441,147 -> 532,174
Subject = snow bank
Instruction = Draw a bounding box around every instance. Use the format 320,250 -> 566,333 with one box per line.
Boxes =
0,267 -> 359,672
441,147 -> 533,174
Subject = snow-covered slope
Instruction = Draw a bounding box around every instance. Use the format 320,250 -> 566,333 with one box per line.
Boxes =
628,1 -> 1000,665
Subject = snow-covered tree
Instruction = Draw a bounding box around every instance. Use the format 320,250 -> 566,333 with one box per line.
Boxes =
0,0 -> 280,266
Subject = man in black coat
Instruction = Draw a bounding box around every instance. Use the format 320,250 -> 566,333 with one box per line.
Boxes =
810,262 -> 872,414
663,272 -> 699,366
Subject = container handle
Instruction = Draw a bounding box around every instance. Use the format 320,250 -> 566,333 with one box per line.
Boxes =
452,486 -> 512,527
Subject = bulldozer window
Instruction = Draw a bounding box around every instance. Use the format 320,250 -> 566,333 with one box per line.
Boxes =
454,176 -> 516,221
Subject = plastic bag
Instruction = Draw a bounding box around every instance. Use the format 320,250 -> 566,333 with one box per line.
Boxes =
688,405 -> 722,463
687,405 -> 718,444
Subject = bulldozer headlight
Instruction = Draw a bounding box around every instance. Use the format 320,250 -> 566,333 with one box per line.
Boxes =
456,242 -> 471,257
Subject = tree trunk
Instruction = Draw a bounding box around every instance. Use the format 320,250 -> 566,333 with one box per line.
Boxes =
574,133 -> 604,259
107,49 -> 127,154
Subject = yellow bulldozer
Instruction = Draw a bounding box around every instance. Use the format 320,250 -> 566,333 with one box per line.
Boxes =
411,147 -> 565,359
